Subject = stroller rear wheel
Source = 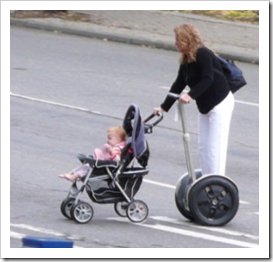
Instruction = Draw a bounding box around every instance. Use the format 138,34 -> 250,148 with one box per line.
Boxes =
126,200 -> 148,223
60,198 -> 75,219
114,202 -> 128,217
70,201 -> 94,224
188,175 -> 239,226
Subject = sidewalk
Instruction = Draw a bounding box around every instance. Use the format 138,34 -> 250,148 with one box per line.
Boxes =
10,10 -> 259,64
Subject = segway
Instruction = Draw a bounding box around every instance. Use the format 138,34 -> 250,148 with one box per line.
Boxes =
168,93 -> 239,226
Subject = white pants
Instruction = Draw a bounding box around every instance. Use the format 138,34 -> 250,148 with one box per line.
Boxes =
198,92 -> 234,176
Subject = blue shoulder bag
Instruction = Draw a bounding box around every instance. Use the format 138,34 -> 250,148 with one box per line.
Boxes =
214,56 -> 247,93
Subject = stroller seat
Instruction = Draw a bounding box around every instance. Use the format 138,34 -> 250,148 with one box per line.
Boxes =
77,153 -> 119,168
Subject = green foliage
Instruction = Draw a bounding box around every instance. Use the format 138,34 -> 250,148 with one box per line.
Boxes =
11,10 -> 259,25
177,10 -> 259,24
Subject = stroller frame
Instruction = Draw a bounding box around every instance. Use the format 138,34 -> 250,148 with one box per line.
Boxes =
60,104 -> 163,224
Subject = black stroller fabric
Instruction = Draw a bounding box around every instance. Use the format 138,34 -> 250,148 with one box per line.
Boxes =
86,167 -> 146,204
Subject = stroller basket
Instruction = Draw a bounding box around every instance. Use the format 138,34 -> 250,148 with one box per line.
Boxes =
86,167 -> 149,204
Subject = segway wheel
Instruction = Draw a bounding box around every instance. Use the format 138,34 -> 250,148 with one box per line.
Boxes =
70,201 -> 94,224
175,170 -> 202,221
60,198 -> 75,219
175,197 -> 193,221
114,201 -> 128,217
188,175 -> 239,226
126,200 -> 148,223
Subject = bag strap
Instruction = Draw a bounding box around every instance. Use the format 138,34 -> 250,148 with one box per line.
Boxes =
183,61 -> 188,85
213,67 -> 225,77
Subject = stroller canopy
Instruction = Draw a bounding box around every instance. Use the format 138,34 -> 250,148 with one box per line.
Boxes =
123,104 -> 149,167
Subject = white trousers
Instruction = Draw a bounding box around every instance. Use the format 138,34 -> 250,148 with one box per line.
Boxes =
198,92 -> 234,176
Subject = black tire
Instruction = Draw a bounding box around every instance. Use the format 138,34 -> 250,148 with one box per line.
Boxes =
114,202 -> 128,217
126,200 -> 148,223
60,198 -> 75,219
175,170 -> 202,221
70,201 -> 94,224
188,175 -> 239,226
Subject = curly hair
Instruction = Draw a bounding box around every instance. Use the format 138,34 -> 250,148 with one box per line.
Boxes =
107,126 -> 127,141
174,24 -> 205,64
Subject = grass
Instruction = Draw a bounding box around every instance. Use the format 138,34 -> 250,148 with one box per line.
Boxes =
11,10 -> 259,25
175,10 -> 259,24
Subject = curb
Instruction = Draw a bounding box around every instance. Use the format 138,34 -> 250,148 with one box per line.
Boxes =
10,18 -> 259,64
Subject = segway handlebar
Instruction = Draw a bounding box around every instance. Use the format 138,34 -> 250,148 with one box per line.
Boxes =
167,92 -> 181,100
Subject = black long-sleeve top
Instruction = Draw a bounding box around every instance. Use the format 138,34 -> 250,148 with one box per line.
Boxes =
161,47 -> 230,114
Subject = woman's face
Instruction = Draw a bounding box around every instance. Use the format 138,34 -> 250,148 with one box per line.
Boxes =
175,33 -> 188,54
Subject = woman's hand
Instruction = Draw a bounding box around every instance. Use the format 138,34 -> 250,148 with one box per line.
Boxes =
153,107 -> 164,116
179,93 -> 191,104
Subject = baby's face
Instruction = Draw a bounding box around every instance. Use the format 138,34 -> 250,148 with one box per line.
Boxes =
107,132 -> 120,146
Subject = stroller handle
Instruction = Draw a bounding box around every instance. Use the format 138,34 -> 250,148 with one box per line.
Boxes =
143,112 -> 163,134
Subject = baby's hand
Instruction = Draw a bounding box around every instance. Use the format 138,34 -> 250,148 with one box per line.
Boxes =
104,144 -> 112,153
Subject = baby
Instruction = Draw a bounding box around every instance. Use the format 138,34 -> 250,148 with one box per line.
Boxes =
58,126 -> 127,182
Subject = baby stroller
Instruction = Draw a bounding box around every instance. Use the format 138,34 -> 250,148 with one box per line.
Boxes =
60,104 -> 163,223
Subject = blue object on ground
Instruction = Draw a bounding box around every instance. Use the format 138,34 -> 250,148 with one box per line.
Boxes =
22,236 -> 73,248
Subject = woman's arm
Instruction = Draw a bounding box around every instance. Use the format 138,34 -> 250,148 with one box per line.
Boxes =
160,65 -> 187,112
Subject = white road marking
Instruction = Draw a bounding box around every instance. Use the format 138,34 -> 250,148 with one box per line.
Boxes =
144,178 -> 175,189
140,224 -> 258,248
107,217 -> 258,248
11,223 -> 76,239
150,216 -> 259,240
235,100 -> 259,107
10,231 -> 26,239
10,92 -> 102,115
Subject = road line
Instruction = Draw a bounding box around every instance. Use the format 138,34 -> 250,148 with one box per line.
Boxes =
107,217 -> 258,248
250,212 -> 259,215
10,231 -> 26,239
10,223 -> 81,241
11,223 -> 67,237
10,92 -> 102,115
159,86 -> 259,107
235,100 -> 259,107
150,216 -> 259,240
140,224 -> 259,248
144,178 -> 175,189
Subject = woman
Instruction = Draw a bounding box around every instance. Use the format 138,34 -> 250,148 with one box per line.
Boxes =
154,24 -> 234,176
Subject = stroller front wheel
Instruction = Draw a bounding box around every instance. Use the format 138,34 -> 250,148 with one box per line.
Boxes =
70,201 -> 94,224
126,200 -> 148,223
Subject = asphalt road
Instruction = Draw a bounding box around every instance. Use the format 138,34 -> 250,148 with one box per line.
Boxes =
9,26 -> 260,256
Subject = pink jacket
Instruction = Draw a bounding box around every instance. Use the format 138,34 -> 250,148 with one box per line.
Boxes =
93,141 -> 126,161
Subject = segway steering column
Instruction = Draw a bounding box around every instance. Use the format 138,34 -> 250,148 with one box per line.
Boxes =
167,92 -> 196,182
